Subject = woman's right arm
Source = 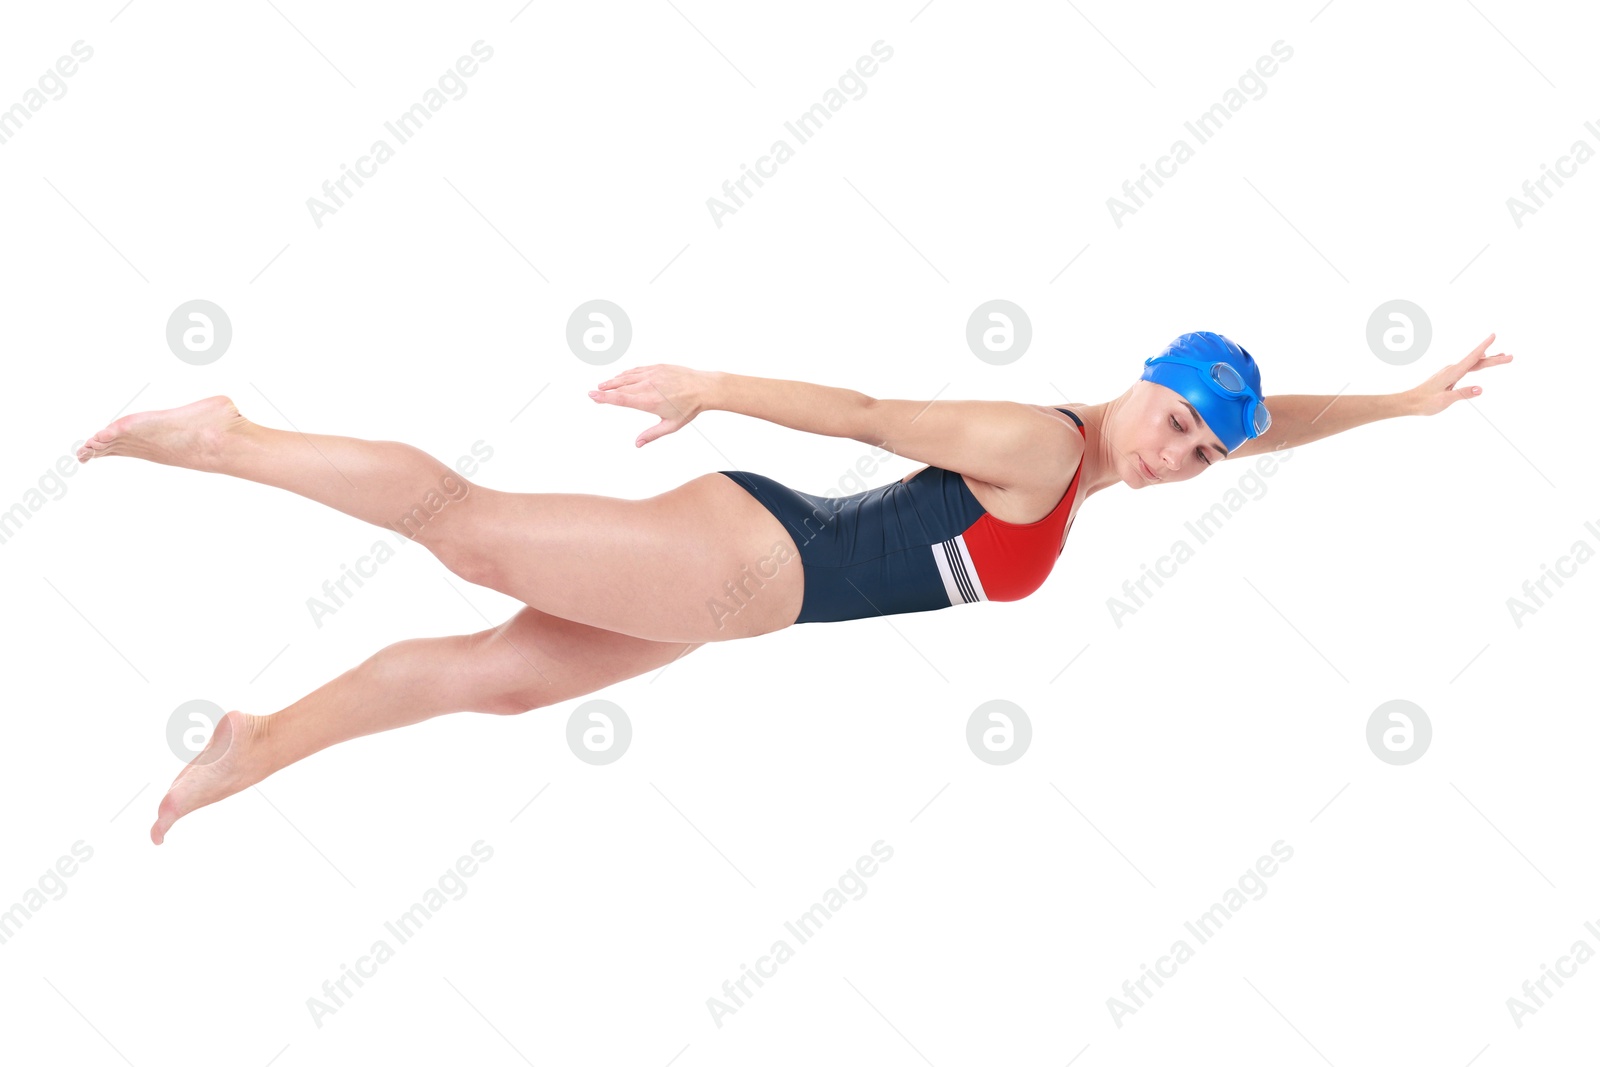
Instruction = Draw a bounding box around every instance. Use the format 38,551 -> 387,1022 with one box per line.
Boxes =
591,365 -> 873,448
593,365 -> 1074,489
708,371 -> 874,441
714,371 -> 1077,490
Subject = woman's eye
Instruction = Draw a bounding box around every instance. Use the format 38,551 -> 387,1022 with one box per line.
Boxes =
1172,414 -> 1211,466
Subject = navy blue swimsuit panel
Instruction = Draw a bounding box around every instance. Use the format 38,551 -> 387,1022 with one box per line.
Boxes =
719,407 -> 1083,624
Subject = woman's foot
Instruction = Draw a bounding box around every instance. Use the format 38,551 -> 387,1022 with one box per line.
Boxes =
151,710 -> 275,845
78,395 -> 248,472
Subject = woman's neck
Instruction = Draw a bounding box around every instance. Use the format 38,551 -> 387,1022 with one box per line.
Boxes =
1053,397 -> 1131,499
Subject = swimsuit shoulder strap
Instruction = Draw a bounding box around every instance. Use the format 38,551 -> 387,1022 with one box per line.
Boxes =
1054,407 -> 1085,432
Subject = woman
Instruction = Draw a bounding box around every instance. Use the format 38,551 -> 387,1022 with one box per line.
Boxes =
77,330 -> 1511,844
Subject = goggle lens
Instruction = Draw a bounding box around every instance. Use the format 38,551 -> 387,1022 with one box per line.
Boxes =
1210,361 -> 1245,393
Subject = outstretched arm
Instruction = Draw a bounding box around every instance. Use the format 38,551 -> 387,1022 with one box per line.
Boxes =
1225,393 -> 1403,460
1225,333 -> 1514,461
707,371 -> 1079,489
708,370 -> 873,441
588,365 -> 869,446
588,365 -> 1076,490
590,365 -> 875,445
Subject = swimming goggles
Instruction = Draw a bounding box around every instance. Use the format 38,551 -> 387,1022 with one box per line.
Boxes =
1144,352 -> 1271,440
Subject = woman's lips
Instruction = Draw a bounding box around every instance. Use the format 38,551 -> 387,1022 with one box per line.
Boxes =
1138,456 -> 1155,481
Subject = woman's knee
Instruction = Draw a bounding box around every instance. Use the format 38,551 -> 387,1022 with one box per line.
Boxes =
478,672 -> 551,716
463,625 -> 553,715
471,610 -> 713,714
478,692 -> 543,716
425,524 -> 500,589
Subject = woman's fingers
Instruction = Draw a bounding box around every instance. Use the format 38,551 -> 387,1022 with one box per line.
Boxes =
596,364 -> 656,389
1442,334 -> 1512,383
590,383 -> 656,411
636,417 -> 681,447
589,369 -> 693,448
1404,335 -> 1515,416
1457,334 -> 1517,370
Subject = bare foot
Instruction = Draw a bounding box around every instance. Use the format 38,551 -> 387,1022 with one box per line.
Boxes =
78,395 -> 248,472
151,710 -> 273,845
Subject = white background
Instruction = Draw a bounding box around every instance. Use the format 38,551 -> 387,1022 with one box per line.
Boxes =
1,1 -> 1594,1063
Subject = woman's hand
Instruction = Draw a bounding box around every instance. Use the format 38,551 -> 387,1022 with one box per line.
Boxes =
588,364 -> 717,447
1402,332 -> 1514,416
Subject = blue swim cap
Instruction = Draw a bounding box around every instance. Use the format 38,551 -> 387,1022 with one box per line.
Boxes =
1139,331 -> 1267,453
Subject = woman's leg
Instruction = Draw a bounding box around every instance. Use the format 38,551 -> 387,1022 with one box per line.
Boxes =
79,396 -> 490,571
80,396 -> 806,643
152,605 -> 704,844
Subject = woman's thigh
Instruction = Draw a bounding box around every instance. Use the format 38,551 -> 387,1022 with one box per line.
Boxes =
466,473 -> 806,643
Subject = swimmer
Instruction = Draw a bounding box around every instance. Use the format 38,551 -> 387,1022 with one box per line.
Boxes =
75,330 -> 1513,844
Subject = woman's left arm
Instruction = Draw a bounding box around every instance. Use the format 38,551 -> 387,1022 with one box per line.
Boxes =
1225,332 -> 1514,460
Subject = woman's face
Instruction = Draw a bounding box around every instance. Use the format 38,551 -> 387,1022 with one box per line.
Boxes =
1119,381 -> 1230,487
